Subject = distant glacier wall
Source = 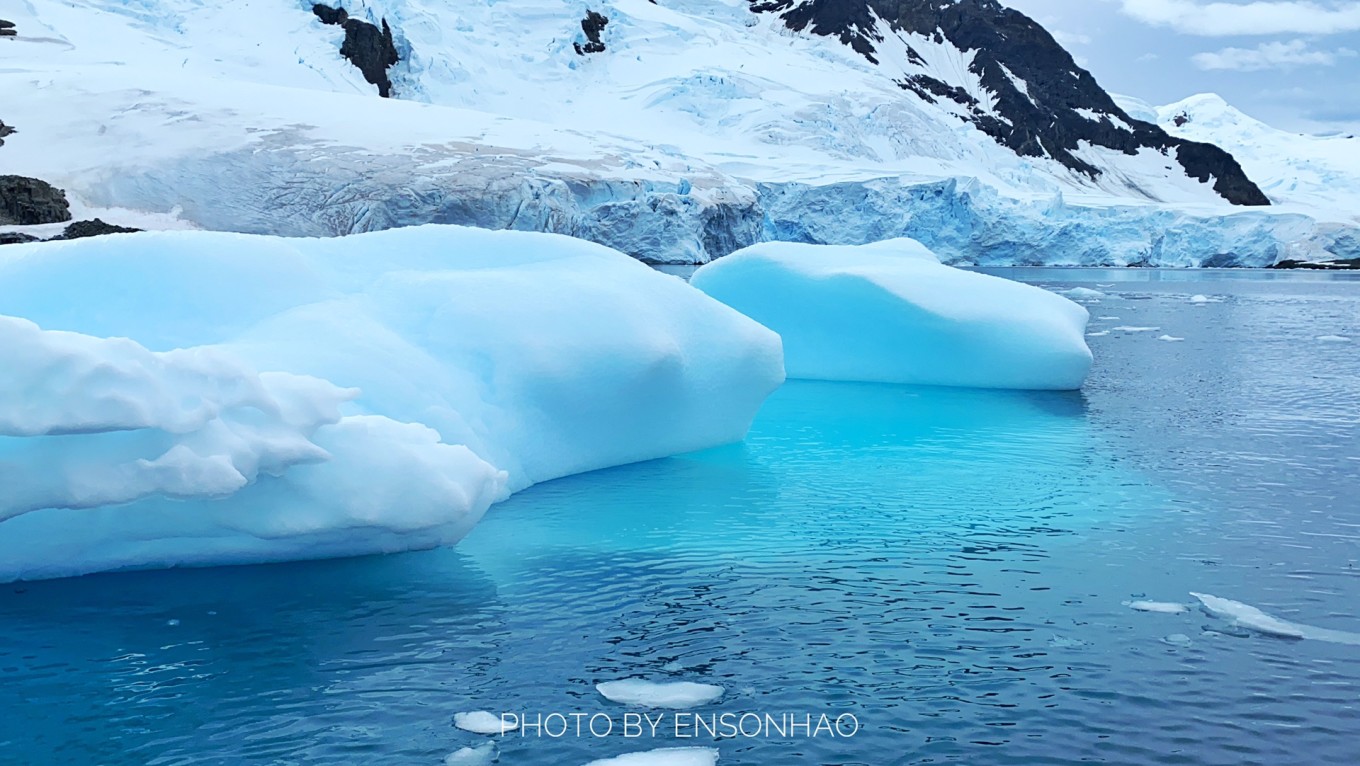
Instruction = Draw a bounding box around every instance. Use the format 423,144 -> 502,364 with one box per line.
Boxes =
87,143 -> 1359,267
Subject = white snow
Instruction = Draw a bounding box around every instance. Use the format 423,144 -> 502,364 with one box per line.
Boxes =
1160,93 -> 1360,223
596,680 -> 725,709
1125,600 -> 1190,614
1192,592 -> 1360,645
2,2 -> 1355,265
691,239 -> 1092,390
584,748 -> 720,766
0,226 -> 784,581
454,712 -> 519,736
445,742 -> 498,765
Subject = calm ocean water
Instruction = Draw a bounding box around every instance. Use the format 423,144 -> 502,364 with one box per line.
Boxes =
2,269 -> 1358,765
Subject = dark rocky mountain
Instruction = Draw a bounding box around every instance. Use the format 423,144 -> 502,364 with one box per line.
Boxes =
313,4 -> 400,97
0,175 -> 72,225
574,10 -> 609,55
749,0 -> 1270,206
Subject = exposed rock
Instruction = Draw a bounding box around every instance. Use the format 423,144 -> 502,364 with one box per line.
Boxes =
1271,257 -> 1360,270
0,19 -> 16,38
0,175 -> 72,225
313,4 -> 400,97
574,10 -> 608,55
0,232 -> 40,246
0,119 -> 13,147
749,0 -> 1269,206
55,218 -> 143,240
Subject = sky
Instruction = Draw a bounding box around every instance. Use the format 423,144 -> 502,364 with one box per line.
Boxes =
999,0 -> 1360,134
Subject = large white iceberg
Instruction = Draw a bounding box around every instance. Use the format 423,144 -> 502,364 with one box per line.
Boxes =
0,226 -> 784,581
690,240 -> 1092,390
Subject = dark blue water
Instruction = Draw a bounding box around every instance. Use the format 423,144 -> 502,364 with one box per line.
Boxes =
3,270 -> 1359,765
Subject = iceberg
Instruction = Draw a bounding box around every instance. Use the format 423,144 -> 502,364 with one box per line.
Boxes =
584,748 -> 719,766
596,679 -> 725,708
454,712 -> 518,736
0,226 -> 785,581
690,239 -> 1092,390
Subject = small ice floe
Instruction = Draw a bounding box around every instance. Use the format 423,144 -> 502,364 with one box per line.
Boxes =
445,741 -> 497,766
1049,634 -> 1090,649
597,679 -> 724,708
584,747 -> 719,766
1097,283 -> 1116,288
1189,294 -> 1222,304
1125,600 -> 1190,614
1112,326 -> 1160,333
1191,593 -> 1360,645
454,711 -> 518,735
1316,335 -> 1351,343
1162,634 -> 1193,647
1157,335 -> 1185,342
1063,287 -> 1106,300
1097,316 -> 1121,320
1087,330 -> 1110,337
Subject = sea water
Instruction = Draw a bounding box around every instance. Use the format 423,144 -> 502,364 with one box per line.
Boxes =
1,270 -> 1358,765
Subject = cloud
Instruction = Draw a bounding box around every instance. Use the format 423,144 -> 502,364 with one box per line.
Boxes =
1117,0 -> 1360,36
1192,39 -> 1358,69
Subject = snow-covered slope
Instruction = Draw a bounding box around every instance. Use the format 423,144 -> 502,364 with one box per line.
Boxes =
1,0 -> 1357,264
1160,94 -> 1360,223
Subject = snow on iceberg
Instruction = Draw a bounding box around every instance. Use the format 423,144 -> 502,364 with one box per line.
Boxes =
596,679 -> 724,708
0,226 -> 784,581
690,239 -> 1092,390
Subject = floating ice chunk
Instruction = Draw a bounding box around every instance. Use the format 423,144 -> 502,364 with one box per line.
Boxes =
445,741 -> 497,765
0,226 -> 784,582
1190,593 -> 1305,639
1097,316 -> 1121,320
1317,335 -> 1352,342
1163,634 -> 1193,647
454,712 -> 518,736
1112,326 -> 1160,333
1191,593 -> 1360,644
1189,294 -> 1222,304
597,679 -> 725,708
691,239 -> 1092,390
1157,335 -> 1185,342
1087,331 -> 1110,337
1126,600 -> 1190,614
584,748 -> 719,766
1063,287 -> 1106,299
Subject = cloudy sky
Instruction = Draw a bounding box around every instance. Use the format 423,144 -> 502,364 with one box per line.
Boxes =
1000,0 -> 1360,134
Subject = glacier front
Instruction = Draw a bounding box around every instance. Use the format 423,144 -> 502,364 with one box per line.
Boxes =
0,226 -> 785,581
691,239 -> 1092,390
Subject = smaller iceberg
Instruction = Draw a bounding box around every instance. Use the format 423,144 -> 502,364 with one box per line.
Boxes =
454,711 -> 518,735
596,679 -> 724,708
1191,592 -> 1360,644
691,239 -> 1092,390
584,748 -> 719,766
1126,600 -> 1190,614
445,742 -> 497,765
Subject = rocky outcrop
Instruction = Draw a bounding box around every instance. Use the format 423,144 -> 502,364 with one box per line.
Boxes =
0,176 -> 72,225
56,218 -> 143,240
574,11 -> 609,55
749,0 -> 1270,206
0,19 -> 16,38
0,232 -> 39,245
313,4 -> 400,98
0,119 -> 13,147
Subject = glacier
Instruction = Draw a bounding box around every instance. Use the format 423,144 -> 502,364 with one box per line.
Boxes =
0,226 -> 785,581
691,239 -> 1092,390
3,1 -> 1358,265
